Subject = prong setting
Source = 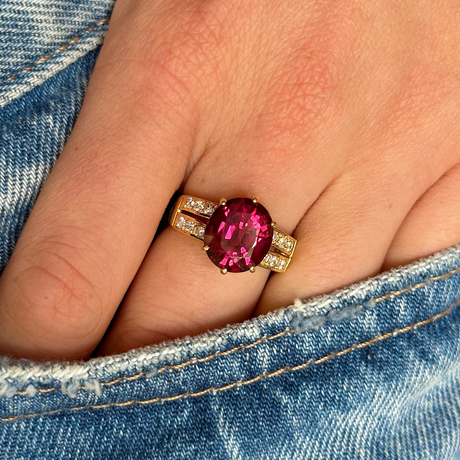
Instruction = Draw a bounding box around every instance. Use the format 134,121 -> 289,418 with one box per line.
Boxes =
219,198 -> 227,206
202,245 -> 210,251
252,196 -> 258,203
249,266 -> 256,273
221,268 -> 228,275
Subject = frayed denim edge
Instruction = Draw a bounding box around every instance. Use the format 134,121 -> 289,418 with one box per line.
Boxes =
0,242 -> 459,398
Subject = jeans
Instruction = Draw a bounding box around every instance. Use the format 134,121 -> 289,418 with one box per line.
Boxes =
1,1 -> 460,458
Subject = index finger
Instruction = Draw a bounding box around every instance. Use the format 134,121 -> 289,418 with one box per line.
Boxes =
0,5 -> 196,360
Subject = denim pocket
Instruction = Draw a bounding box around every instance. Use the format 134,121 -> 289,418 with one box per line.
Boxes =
1,244 -> 460,459
0,0 -> 117,274
0,0 -> 115,108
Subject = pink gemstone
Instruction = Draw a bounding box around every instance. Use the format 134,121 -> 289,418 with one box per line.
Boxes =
204,198 -> 273,273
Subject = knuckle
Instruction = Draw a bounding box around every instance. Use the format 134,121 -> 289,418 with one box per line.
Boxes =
382,66 -> 455,144
131,0 -> 236,98
250,8 -> 357,145
10,244 -> 105,343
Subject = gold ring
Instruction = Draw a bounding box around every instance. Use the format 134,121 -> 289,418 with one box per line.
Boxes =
169,195 -> 297,274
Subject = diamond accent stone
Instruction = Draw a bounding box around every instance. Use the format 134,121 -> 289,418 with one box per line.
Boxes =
176,215 -> 199,234
278,258 -> 287,270
176,216 -> 186,229
272,229 -> 294,255
284,239 -> 293,251
184,220 -> 195,232
259,252 -> 289,272
267,253 -> 278,267
193,225 -> 205,239
203,202 -> 218,216
193,200 -> 204,212
184,196 -> 194,209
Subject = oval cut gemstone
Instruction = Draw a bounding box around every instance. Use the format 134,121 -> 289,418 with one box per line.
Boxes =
204,198 -> 273,273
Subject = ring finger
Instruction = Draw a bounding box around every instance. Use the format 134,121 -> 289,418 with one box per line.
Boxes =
94,131 -> 338,356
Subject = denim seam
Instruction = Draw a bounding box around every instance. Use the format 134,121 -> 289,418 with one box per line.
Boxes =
12,263 -> 460,398
0,15 -> 111,88
3,295 -> 459,423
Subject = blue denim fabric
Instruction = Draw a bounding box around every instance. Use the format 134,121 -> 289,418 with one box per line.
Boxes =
1,1 -> 460,459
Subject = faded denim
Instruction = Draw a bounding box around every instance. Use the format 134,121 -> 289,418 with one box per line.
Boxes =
1,1 -> 460,459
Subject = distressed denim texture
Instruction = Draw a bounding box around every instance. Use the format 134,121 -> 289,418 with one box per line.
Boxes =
1,1 -> 460,459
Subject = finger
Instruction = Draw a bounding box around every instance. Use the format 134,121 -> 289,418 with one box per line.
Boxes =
253,159 -> 444,316
94,133 -> 340,356
254,44 -> 460,316
381,163 -> 460,271
0,5 -> 196,360
94,225 -> 270,355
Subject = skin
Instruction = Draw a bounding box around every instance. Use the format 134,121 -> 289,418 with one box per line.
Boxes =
0,0 -> 460,360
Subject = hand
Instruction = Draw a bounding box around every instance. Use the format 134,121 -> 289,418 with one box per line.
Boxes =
1,0 -> 460,360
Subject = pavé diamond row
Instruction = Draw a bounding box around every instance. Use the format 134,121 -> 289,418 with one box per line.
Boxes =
259,251 -> 290,273
182,196 -> 218,217
272,228 -> 296,256
175,215 -> 206,240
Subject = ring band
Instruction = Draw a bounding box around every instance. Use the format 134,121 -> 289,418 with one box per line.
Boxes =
169,195 -> 297,274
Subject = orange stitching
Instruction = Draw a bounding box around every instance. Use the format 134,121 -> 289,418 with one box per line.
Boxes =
102,329 -> 291,388
14,329 -> 292,395
4,296 -> 459,423
13,263 -> 460,397
0,16 -> 111,88
373,266 -> 460,302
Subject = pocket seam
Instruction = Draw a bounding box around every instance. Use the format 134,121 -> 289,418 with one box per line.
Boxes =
0,15 -> 110,89
11,263 -> 460,399
3,295 -> 459,423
